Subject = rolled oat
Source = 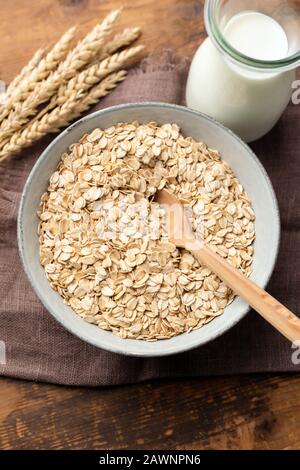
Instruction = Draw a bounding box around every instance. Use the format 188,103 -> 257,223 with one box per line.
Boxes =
38,122 -> 255,340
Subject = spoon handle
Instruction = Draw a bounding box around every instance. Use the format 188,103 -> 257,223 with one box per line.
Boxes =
192,245 -> 300,343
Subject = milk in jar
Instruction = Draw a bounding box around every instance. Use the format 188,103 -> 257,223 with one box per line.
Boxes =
186,1 -> 300,142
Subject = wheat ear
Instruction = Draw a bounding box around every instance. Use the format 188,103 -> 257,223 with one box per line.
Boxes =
0,27 -> 76,121
0,71 -> 126,162
5,48 -> 45,97
12,27 -> 76,99
33,45 -> 143,123
54,9 -> 121,76
0,10 -> 120,140
65,71 -> 127,123
0,49 -> 44,112
99,27 -> 141,59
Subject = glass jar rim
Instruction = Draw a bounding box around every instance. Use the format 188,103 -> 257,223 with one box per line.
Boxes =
204,0 -> 300,72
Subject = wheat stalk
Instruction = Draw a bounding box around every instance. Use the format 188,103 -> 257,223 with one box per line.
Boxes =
0,27 -> 76,122
12,27 -> 76,99
0,9 -> 143,164
49,70 -> 127,131
0,9 -> 120,140
0,94 -> 86,161
0,50 -> 44,110
55,9 -> 121,76
0,71 -> 127,162
5,48 -> 45,97
33,45 -> 143,124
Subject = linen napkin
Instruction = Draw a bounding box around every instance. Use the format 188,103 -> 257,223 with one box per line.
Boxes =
0,51 -> 299,385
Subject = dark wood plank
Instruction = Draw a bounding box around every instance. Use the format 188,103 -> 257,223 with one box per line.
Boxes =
1,375 -> 300,450
0,0 -> 299,451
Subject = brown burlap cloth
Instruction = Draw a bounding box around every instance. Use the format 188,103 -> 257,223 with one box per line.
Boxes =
0,52 -> 299,386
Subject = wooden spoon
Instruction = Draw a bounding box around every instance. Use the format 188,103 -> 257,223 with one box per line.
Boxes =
154,189 -> 300,343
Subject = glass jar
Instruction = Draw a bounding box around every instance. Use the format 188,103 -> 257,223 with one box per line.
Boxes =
186,0 -> 300,142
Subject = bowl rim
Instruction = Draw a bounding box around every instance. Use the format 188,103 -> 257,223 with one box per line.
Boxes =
18,102 -> 281,356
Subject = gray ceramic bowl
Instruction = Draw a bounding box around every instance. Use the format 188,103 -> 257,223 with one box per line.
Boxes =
18,103 -> 280,357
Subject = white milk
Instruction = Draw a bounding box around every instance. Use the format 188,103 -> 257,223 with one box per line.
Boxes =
186,11 -> 294,142
224,12 -> 288,61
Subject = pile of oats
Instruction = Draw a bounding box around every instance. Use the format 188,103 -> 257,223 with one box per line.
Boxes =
38,122 -> 255,340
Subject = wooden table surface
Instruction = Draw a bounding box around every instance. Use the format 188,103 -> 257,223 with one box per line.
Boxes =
0,0 -> 300,451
